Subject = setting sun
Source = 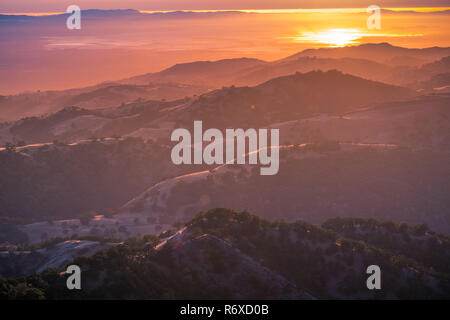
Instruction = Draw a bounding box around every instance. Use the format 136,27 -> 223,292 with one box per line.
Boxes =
296,28 -> 363,47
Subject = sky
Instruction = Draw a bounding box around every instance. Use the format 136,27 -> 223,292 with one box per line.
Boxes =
0,1 -> 448,94
2,0 -> 450,12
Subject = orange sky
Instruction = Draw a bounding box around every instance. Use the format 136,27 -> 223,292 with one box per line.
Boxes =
0,6 -> 449,94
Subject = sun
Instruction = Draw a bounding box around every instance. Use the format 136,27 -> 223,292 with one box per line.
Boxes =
296,28 -> 363,47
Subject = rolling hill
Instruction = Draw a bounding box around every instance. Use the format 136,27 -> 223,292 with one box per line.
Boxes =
2,209 -> 449,299
120,143 -> 450,234
1,43 -> 448,122
0,70 -> 416,146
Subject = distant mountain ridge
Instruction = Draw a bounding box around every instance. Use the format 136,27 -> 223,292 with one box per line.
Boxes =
124,43 -> 450,88
285,42 -> 450,64
1,43 -> 448,122
123,57 -> 266,87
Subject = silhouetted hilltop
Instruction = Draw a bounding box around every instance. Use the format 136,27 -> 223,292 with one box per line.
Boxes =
285,43 -> 450,64
170,70 -> 415,128
1,209 -> 449,299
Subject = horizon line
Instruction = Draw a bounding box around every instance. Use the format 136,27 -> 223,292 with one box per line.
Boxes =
1,7 -> 450,16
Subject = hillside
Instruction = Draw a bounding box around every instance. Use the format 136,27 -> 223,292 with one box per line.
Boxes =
0,136 -> 199,225
0,70 -> 415,146
0,57 -> 264,122
0,240 -> 118,277
0,76 -> 445,243
0,83 -> 208,122
120,144 -> 450,233
276,93 -> 450,150
1,209 -> 449,299
165,70 -> 416,129
322,217 -> 450,275
233,56 -> 394,86
1,43 -> 448,122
